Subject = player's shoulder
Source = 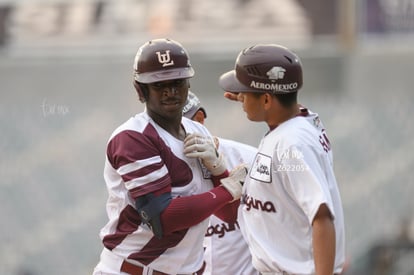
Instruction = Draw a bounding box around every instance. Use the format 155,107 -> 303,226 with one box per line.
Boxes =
303,109 -> 326,131
270,117 -> 316,149
218,137 -> 257,154
108,112 -> 150,141
218,137 -> 257,166
181,116 -> 211,135
282,110 -> 324,135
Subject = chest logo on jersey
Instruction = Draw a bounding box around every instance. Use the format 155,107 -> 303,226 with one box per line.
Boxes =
205,221 -> 240,238
241,193 -> 277,213
250,153 -> 272,183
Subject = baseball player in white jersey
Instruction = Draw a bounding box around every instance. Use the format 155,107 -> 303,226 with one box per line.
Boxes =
218,44 -> 346,275
183,91 -> 259,275
93,39 -> 246,275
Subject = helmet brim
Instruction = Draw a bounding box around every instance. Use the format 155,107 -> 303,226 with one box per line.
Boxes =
136,67 -> 194,84
219,70 -> 253,93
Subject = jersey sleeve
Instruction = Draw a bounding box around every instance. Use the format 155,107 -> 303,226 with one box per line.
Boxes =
279,145 -> 335,224
161,185 -> 235,234
107,129 -> 172,199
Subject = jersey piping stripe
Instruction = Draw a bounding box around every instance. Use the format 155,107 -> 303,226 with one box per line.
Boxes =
117,155 -> 162,175
103,205 -> 141,250
128,228 -> 188,265
124,165 -> 169,190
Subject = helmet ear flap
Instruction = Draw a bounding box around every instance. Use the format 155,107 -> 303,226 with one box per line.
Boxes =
133,79 -> 148,103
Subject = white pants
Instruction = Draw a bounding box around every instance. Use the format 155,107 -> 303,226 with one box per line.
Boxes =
92,248 -> 155,275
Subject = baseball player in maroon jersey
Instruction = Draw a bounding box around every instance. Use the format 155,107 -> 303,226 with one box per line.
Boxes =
183,91 -> 259,275
93,38 -> 246,275
218,44 -> 346,275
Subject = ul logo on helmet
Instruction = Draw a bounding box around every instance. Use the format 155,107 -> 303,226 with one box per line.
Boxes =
156,50 -> 174,67
267,66 -> 286,80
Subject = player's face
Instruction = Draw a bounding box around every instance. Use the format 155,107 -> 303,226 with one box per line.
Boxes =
239,92 -> 266,122
146,78 -> 189,119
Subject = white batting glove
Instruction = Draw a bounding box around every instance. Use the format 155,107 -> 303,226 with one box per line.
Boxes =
183,133 -> 227,176
220,164 -> 249,202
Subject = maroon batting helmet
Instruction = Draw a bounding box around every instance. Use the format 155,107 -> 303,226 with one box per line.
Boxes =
219,44 -> 303,94
133,38 -> 194,102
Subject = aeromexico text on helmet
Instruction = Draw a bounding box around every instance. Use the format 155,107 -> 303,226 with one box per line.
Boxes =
249,66 -> 298,92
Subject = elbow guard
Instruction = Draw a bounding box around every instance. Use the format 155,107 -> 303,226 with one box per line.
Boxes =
135,192 -> 172,239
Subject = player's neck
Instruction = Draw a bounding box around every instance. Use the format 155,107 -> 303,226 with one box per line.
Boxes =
160,121 -> 186,140
150,113 -> 186,140
267,104 -> 300,131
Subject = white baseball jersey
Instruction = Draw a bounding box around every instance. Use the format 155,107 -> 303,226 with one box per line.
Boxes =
95,112 -> 215,275
203,138 -> 259,275
239,111 -> 345,274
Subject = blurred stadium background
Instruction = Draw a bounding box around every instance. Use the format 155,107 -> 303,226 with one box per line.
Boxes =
0,0 -> 413,274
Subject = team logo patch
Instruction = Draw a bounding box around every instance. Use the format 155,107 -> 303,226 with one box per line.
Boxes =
156,50 -> 174,67
250,153 -> 272,183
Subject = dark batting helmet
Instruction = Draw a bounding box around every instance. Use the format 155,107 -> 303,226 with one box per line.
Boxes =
133,38 -> 194,102
219,44 -> 302,94
182,91 -> 207,119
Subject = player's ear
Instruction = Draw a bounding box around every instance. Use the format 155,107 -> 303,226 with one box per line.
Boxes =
264,93 -> 271,104
263,93 -> 273,110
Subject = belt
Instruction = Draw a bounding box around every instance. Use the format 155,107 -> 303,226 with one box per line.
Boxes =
121,260 -> 206,275
121,260 -> 166,275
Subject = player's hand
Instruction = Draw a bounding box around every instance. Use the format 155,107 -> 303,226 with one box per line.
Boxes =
224,92 -> 239,101
183,133 -> 227,176
220,164 -> 248,202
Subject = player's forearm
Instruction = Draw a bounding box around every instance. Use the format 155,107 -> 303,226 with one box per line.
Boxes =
160,186 -> 233,234
211,170 -> 230,187
312,205 -> 336,275
211,165 -> 247,222
213,199 -> 239,223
